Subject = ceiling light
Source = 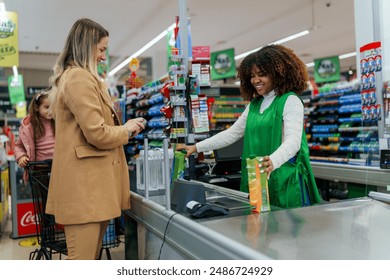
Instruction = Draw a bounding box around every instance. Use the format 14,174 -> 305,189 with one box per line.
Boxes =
306,52 -> 357,68
339,52 -> 356,59
272,30 -> 310,45
234,30 -> 310,61
108,23 -> 175,77
306,62 -> 315,68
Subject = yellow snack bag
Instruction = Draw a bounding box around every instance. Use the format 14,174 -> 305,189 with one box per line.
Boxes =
246,156 -> 270,213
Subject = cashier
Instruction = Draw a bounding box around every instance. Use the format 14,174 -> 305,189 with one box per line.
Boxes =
178,44 -> 322,209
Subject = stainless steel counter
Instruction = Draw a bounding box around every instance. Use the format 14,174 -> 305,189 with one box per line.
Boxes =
124,188 -> 269,260
124,182 -> 390,260
200,197 -> 390,259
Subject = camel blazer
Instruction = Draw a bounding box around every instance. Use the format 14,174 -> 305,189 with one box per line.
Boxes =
46,67 -> 130,225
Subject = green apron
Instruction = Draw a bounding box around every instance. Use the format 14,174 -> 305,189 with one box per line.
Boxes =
240,92 -> 322,208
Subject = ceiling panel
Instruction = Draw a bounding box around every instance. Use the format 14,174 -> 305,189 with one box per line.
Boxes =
5,0 -> 356,79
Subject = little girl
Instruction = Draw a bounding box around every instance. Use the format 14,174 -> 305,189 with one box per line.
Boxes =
14,90 -> 55,182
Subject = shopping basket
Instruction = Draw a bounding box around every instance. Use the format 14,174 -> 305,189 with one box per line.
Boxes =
27,160 -> 68,260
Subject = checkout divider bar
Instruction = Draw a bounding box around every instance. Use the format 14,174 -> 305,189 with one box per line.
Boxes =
142,136 -> 172,210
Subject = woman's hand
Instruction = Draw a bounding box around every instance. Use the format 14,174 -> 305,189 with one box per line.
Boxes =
176,143 -> 197,157
18,155 -> 29,168
258,155 -> 274,179
124,117 -> 146,138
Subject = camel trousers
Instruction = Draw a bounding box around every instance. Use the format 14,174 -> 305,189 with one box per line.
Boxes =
64,220 -> 109,260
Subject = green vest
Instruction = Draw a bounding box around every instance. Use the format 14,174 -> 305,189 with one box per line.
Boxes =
240,92 -> 322,208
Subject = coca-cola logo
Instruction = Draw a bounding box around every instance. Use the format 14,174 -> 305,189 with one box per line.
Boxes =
20,211 -> 38,227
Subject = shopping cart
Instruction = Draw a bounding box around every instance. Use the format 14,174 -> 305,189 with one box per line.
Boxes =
27,160 -> 122,260
98,218 -> 122,260
27,160 -> 68,260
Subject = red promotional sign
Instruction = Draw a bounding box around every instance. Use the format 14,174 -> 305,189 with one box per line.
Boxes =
192,46 -> 210,61
17,202 -> 37,236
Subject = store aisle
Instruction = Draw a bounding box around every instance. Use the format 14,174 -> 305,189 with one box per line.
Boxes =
0,214 -> 126,260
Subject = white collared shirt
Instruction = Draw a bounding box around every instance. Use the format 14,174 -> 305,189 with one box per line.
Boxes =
196,90 -> 304,170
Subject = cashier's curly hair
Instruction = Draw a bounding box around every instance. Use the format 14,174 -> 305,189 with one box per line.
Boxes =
238,44 -> 308,101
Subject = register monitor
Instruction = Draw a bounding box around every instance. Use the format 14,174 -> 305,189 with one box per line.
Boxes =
213,136 -> 244,175
213,137 -> 244,162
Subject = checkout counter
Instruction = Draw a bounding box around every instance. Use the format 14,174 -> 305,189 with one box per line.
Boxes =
123,180 -> 390,260
124,137 -> 390,259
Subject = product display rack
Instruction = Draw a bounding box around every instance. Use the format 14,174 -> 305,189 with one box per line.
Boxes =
302,80 -> 390,200
199,86 -> 247,131
209,95 -> 247,130
191,59 -> 210,87
305,81 -> 380,166
123,80 -> 169,159
168,54 -> 190,141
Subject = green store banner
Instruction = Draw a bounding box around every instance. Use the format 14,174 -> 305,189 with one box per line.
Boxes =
210,48 -> 236,80
0,11 -> 19,67
8,74 -> 25,105
314,56 -> 340,83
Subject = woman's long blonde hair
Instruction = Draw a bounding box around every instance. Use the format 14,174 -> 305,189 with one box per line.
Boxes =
48,18 -> 109,116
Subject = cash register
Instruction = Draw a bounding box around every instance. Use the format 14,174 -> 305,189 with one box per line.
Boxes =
198,137 -> 243,190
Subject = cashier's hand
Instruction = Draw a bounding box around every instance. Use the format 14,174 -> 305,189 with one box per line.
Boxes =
176,144 -> 197,157
258,156 -> 274,179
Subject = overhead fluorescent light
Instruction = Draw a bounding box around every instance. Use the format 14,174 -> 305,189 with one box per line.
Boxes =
108,23 -> 175,77
234,30 -> 310,61
339,51 -> 356,59
306,52 -> 357,68
272,30 -> 310,45
306,62 -> 315,68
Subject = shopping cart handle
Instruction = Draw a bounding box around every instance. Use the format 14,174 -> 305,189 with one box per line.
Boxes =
26,160 -> 53,167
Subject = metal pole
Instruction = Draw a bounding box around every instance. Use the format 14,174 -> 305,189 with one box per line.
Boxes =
372,0 -> 384,138
143,137 -> 149,200
178,0 -> 196,179
163,138 -> 171,210
178,0 -> 188,68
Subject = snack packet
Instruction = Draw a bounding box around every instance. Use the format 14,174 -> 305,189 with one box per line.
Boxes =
246,156 -> 270,212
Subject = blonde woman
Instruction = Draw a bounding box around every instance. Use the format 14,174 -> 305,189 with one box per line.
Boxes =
46,18 -> 145,260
